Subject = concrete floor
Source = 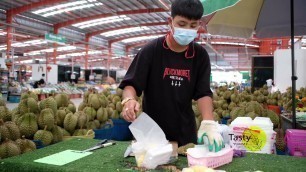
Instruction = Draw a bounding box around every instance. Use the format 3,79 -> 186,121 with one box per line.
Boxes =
5,98 -> 84,110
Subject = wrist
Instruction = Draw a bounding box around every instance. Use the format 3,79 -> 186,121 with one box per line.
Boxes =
201,120 -> 217,125
121,97 -> 135,106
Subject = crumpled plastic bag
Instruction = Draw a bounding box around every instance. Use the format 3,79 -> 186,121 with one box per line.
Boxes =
129,112 -> 173,169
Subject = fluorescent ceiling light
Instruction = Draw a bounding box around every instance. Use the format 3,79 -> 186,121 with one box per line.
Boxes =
101,26 -> 150,37
73,15 -> 131,29
0,29 -> 7,36
43,4 -> 95,17
21,60 -> 33,63
197,41 -> 259,48
57,50 -> 102,59
33,0 -> 102,17
212,41 -> 259,48
0,39 -> 47,49
24,39 -> 48,45
24,46 -> 76,56
158,0 -> 170,10
20,59 -> 46,64
121,35 -> 162,43
128,54 -> 136,57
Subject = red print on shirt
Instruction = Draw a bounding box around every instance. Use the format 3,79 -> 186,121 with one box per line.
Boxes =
163,67 -> 190,81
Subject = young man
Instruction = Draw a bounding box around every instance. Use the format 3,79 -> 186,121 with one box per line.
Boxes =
119,0 -> 223,152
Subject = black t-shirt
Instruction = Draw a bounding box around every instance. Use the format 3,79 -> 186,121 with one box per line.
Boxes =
33,81 -> 39,88
119,36 -> 212,146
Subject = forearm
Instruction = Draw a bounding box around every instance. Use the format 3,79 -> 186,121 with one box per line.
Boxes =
197,96 -> 214,121
122,86 -> 137,99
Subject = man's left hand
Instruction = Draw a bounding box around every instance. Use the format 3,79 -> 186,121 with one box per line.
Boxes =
197,120 -> 224,152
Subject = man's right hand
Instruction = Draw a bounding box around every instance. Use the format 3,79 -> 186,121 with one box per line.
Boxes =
121,99 -> 140,122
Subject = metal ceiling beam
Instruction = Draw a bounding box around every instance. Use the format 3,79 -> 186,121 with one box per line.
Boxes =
54,8 -> 167,29
86,21 -> 168,38
6,0 -> 68,16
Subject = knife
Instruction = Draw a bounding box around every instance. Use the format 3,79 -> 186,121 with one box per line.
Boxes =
82,139 -> 116,152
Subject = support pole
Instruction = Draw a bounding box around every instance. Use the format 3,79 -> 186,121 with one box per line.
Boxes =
85,35 -> 90,70
125,46 -> 129,70
107,43 -> 112,77
45,52 -> 48,83
53,27 -> 59,64
290,0 -> 297,129
6,12 -> 12,59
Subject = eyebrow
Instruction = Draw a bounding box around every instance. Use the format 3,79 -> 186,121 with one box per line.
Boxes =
178,21 -> 187,24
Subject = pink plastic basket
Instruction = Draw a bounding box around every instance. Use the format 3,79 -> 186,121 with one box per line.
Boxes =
187,148 -> 233,168
285,129 -> 306,157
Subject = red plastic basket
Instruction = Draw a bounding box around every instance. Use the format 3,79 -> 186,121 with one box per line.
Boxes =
267,105 -> 281,115
285,129 -> 306,157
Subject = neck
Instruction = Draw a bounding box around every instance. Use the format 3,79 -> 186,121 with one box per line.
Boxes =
166,34 -> 188,52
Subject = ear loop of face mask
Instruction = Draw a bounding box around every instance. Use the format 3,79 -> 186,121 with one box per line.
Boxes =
163,32 -> 195,59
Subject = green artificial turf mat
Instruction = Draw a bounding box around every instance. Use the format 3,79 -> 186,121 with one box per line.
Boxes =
0,138 -> 305,172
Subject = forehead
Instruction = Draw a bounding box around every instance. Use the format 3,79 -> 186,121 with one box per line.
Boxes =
173,15 -> 200,23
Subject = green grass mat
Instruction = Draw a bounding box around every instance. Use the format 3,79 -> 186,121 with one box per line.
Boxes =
0,139 -> 305,172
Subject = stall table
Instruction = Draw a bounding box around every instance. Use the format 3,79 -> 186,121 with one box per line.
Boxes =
281,113 -> 306,130
0,139 -> 305,172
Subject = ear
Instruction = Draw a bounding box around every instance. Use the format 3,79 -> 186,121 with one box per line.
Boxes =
167,17 -> 172,26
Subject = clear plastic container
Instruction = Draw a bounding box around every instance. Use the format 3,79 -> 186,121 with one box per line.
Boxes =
131,142 -> 146,167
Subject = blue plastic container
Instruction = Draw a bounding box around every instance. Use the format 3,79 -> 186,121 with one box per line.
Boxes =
221,117 -> 231,124
93,124 -> 113,140
9,96 -> 20,103
111,119 -> 133,141
32,140 -> 44,149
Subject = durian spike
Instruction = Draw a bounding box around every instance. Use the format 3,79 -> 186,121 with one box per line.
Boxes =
21,135 -> 26,139
44,125 -> 48,131
0,119 -> 4,124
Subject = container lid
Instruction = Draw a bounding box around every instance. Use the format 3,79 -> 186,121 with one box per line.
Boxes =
286,129 -> 306,136
253,117 -> 273,128
230,117 -> 253,126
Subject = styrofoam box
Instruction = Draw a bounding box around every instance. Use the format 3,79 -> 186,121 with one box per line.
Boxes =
229,117 -> 276,154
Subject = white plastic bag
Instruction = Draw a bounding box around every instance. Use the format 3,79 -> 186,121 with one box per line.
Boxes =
129,112 -> 173,169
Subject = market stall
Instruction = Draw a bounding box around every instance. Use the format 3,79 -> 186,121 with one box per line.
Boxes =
0,0 -> 306,171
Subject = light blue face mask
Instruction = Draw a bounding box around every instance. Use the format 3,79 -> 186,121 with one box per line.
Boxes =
172,25 -> 198,46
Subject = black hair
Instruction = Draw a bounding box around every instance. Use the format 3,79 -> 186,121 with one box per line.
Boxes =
171,0 -> 204,20
39,79 -> 45,84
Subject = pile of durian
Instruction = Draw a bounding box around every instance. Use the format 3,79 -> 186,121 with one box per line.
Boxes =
78,88 -> 142,130
0,91 -> 86,159
0,97 -> 36,159
192,85 -> 281,129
